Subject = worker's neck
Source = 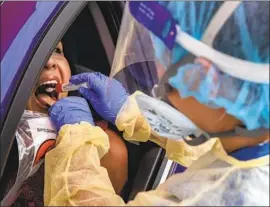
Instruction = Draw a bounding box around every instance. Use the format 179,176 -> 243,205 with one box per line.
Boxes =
219,134 -> 269,153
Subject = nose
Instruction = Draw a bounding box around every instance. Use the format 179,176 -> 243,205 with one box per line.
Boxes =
45,56 -> 56,70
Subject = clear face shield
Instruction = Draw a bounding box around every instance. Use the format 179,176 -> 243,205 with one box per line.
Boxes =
109,1 -> 269,145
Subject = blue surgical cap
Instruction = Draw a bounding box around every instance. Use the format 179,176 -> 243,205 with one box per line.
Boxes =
152,1 -> 269,129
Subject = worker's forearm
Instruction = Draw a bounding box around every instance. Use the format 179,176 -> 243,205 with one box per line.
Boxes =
44,123 -> 125,206
115,91 -> 152,142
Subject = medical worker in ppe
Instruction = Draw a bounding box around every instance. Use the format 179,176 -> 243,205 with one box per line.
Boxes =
44,1 -> 269,206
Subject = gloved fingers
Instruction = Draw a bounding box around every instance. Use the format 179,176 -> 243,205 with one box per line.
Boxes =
48,97 -> 87,118
48,104 -> 64,131
48,97 -> 95,131
52,96 -> 89,106
70,72 -> 91,84
70,72 -> 107,95
79,87 -> 99,104
71,72 -> 129,125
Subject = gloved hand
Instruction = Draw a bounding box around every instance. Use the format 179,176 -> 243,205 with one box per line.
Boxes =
49,97 -> 94,131
70,72 -> 129,124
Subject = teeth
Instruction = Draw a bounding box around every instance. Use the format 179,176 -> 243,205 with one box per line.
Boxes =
45,88 -> 55,93
40,80 -> 58,86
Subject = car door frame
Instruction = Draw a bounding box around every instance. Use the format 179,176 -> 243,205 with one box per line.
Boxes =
0,1 -> 87,179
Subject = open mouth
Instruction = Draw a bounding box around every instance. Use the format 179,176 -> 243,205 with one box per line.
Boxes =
35,80 -> 59,108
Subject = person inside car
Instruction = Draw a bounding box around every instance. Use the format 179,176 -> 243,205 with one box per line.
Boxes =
1,42 -> 128,207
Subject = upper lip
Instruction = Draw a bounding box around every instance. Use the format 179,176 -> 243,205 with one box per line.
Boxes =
38,76 -> 61,86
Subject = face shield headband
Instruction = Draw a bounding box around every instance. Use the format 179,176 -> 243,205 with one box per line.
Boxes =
129,1 -> 269,84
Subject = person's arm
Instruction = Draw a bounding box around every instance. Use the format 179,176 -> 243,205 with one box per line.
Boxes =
44,96 -> 125,205
44,122 -> 125,206
44,122 -> 178,206
44,96 -> 178,206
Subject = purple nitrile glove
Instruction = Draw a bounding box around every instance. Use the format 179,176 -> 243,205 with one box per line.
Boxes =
70,72 -> 129,124
49,97 -> 94,131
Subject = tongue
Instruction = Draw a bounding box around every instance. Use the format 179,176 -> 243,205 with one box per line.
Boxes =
37,94 -> 56,107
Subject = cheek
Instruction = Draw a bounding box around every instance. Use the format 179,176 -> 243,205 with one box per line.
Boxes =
26,95 -> 33,110
27,90 -> 37,110
59,61 -> 71,83
167,90 -> 241,132
26,93 -> 47,114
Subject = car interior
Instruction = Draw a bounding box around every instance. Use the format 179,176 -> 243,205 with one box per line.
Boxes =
0,2 -> 169,205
